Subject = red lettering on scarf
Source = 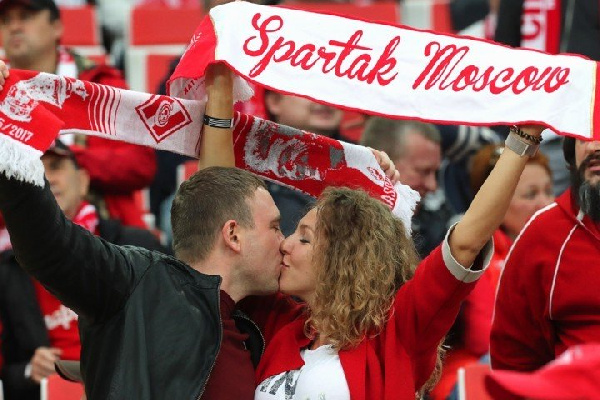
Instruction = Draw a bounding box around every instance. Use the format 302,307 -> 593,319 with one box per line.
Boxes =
242,13 -> 399,86
413,41 -> 570,94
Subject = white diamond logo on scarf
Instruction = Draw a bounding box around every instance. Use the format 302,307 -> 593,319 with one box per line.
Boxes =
135,96 -> 193,143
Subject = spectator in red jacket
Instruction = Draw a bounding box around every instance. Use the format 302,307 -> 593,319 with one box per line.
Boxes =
0,0 -> 156,228
491,136 -> 600,371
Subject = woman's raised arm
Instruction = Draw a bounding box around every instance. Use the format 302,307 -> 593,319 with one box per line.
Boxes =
449,125 -> 545,267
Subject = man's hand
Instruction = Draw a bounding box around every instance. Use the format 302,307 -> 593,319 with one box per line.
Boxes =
370,148 -> 400,184
29,347 -> 62,384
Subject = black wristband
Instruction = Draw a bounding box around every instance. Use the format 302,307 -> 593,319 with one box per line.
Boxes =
509,125 -> 543,145
203,115 -> 233,129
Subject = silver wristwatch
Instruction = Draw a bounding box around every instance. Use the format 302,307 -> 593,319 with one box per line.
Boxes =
505,132 -> 539,157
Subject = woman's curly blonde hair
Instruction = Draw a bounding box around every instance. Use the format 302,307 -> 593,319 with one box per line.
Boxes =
306,187 -> 420,350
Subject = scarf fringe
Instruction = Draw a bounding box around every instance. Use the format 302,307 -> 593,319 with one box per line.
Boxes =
392,183 -> 420,234
0,134 -> 45,187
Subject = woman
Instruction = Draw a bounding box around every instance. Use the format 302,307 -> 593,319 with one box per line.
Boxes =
431,144 -> 555,399
203,64 -> 544,400
469,144 -> 555,290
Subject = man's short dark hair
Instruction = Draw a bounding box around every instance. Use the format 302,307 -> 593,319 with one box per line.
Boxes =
361,117 -> 441,161
171,166 -> 266,264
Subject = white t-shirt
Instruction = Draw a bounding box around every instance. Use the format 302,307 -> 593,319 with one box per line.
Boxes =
255,345 -> 350,400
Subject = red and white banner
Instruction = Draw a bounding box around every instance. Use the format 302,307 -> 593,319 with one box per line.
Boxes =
169,1 -> 600,140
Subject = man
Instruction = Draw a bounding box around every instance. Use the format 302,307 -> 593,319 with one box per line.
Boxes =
0,141 -> 165,400
263,91 -> 344,235
361,117 -> 453,258
491,137 -> 600,371
0,161 -> 285,398
0,59 -> 291,400
0,0 -> 156,228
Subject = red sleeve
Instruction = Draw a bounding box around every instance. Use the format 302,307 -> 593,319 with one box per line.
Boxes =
462,270 -> 495,356
490,221 -> 555,371
395,245 -> 481,355
394,243 -> 485,388
72,66 -> 157,192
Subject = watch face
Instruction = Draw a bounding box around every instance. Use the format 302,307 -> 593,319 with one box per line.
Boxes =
505,133 -> 538,157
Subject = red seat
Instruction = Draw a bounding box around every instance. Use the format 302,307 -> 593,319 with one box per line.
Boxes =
126,5 -> 205,93
60,6 -> 101,47
129,5 -> 204,46
40,375 -> 85,400
59,6 -> 107,64
281,2 -> 400,24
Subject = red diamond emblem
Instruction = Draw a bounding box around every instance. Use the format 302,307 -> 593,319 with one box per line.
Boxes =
135,95 -> 192,143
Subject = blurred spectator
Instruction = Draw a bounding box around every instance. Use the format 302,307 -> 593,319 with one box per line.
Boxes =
495,0 -> 600,58
361,117 -> 453,258
485,344 -> 600,400
491,137 -> 600,371
430,143 -> 554,400
450,0 -> 496,32
494,1 -> 600,196
438,124 -> 503,214
0,140 -> 164,400
0,0 -> 157,228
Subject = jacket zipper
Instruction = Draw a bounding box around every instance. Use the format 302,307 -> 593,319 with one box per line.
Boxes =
196,285 -> 223,400
235,312 -> 266,357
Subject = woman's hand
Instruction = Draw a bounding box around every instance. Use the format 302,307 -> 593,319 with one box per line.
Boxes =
0,60 -> 9,91
370,148 -> 400,184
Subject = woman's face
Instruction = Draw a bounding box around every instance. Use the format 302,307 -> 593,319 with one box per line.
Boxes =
503,163 -> 554,238
279,208 -> 318,303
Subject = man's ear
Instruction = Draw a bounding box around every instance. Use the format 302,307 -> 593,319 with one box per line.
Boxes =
77,168 -> 90,199
221,220 -> 242,253
52,18 -> 64,43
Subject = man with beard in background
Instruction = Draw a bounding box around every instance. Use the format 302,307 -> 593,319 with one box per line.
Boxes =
491,135 -> 600,371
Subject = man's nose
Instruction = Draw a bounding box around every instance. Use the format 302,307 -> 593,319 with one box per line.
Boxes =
424,173 -> 437,195
279,236 -> 289,253
584,140 -> 600,153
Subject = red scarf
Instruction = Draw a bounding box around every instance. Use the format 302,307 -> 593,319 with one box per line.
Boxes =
0,69 -> 420,231
33,201 -> 99,361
